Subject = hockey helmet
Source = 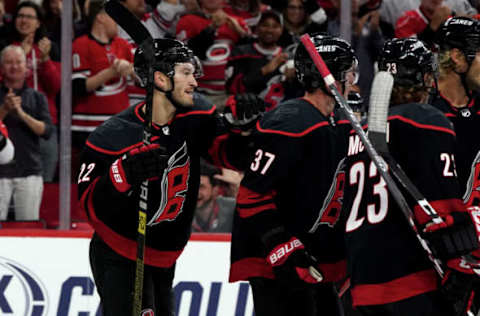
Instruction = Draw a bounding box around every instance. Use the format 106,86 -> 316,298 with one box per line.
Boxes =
378,38 -> 435,88
437,16 -> 480,64
295,34 -> 357,91
134,38 -> 203,87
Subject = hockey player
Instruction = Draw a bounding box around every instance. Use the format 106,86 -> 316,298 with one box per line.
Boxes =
431,16 -> 480,207
77,38 -> 265,316
0,121 -> 13,164
341,37 -> 479,316
229,34 -> 355,316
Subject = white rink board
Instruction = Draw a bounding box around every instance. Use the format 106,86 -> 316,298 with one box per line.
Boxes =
0,235 -> 254,316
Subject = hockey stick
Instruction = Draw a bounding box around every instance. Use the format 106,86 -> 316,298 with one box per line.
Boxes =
299,34 -> 445,278
104,2 -> 154,315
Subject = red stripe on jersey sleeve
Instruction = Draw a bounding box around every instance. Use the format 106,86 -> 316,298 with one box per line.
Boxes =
207,134 -> 237,170
229,257 -> 274,282
236,185 -> 275,204
351,269 -> 438,306
236,186 -> 276,218
414,198 -> 464,225
317,259 -> 347,282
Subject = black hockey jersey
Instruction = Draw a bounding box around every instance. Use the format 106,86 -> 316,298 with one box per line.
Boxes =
430,92 -> 480,200
78,94 -> 250,268
341,103 -> 463,306
229,98 -> 350,283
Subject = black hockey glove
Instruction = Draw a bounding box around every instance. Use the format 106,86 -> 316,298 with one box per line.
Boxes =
109,143 -> 168,193
264,230 -> 323,290
223,93 -> 266,132
423,209 -> 479,260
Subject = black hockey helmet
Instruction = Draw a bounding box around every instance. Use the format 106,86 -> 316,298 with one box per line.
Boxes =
134,38 -> 203,87
378,38 -> 435,87
436,16 -> 480,64
295,34 -> 357,92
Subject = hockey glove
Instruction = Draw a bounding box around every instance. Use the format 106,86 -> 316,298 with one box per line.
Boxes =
265,235 -> 323,289
109,143 -> 168,193
223,93 -> 266,132
423,210 -> 479,260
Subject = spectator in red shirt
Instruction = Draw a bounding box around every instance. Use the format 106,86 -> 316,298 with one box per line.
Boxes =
71,0 -> 134,175
176,0 -> 249,109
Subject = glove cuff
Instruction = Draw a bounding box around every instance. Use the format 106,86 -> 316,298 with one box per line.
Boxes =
266,237 -> 305,266
109,158 -> 131,193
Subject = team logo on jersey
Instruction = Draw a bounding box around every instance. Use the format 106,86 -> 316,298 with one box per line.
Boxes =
460,108 -> 472,118
162,126 -> 170,135
148,141 -> 190,225
0,257 -> 48,316
310,159 -> 346,231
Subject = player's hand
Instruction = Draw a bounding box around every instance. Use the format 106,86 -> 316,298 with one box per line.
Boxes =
223,93 -> 266,132
423,208 -> 479,260
109,143 -> 168,193
265,234 -> 323,289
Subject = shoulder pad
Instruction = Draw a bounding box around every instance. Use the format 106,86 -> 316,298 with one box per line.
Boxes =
390,103 -> 454,132
87,109 -> 144,155
258,98 -> 330,136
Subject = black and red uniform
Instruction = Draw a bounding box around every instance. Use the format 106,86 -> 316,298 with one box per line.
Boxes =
78,94 -> 250,314
229,97 -> 349,316
340,103 -> 462,314
430,92 -> 480,205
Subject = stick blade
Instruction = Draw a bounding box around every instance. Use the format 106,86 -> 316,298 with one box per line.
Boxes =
104,0 -> 153,46
367,71 -> 394,153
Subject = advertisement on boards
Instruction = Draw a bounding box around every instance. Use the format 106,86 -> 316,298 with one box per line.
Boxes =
0,235 -> 254,316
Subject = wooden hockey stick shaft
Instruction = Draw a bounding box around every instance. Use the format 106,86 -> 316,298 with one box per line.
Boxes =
104,1 -> 154,315
299,34 -> 445,278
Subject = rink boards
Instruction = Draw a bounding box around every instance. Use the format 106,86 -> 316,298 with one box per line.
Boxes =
0,231 -> 254,316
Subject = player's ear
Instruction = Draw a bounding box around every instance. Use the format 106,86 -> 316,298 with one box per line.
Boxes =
450,48 -> 468,73
153,71 -> 171,90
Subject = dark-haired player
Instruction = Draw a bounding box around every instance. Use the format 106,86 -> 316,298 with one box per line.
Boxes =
229,34 -> 356,316
77,38 -> 265,316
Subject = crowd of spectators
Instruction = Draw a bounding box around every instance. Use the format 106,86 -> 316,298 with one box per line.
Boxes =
0,0 -> 478,228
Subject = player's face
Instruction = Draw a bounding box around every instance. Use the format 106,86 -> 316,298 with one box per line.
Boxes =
171,63 -> 198,107
256,17 -> 282,47
1,49 -> 27,83
15,7 -> 40,38
466,52 -> 480,90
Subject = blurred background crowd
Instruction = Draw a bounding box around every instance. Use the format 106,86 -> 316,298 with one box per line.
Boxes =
0,0 -> 478,231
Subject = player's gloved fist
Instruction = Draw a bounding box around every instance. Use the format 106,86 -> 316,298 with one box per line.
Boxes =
109,143 -> 168,193
223,93 -> 265,132
423,210 -> 479,260
266,237 -> 323,289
